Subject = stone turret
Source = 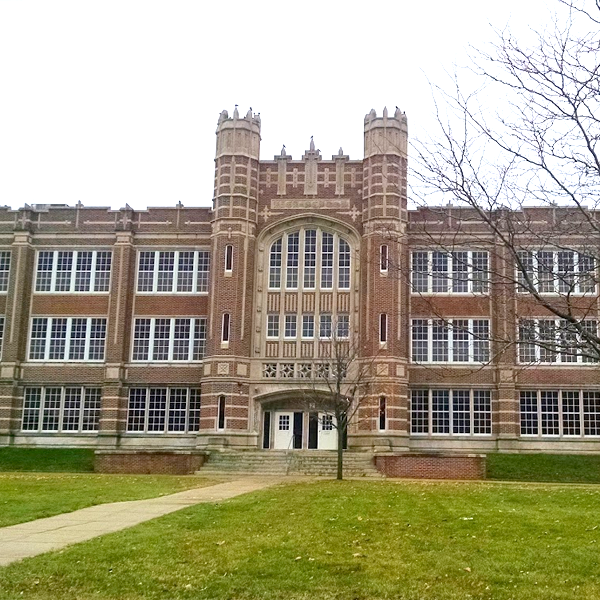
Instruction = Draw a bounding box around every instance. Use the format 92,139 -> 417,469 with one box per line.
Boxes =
363,106 -> 408,160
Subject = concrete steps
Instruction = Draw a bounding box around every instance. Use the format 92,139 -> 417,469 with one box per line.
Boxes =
198,450 -> 383,478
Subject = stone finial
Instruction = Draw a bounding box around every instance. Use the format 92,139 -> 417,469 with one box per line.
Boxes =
309,136 -> 315,152
281,144 -> 286,156
395,106 -> 402,119
338,147 -> 344,156
246,107 -> 253,119
383,106 -> 388,118
233,105 -> 239,119
218,110 -> 229,124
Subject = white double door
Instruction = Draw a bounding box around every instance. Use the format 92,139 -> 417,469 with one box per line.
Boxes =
272,411 -> 337,450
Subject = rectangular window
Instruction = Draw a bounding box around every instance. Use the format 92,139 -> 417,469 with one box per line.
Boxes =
411,389 -> 492,435
521,390 -> 600,437
267,314 -> 280,338
126,388 -> 201,433
411,250 -> 489,294
303,230 -> 316,288
411,319 -> 490,363
22,387 -> 101,432
131,317 -> 207,362
337,314 -> 350,339
518,319 -> 598,364
338,239 -> 350,289
380,245 -> 389,272
0,251 -> 10,292
517,250 -> 596,294
136,250 -> 210,293
321,233 -> 334,288
218,395 -> 226,430
319,314 -> 332,338
284,315 -> 297,338
269,239 -> 282,289
286,232 -> 299,289
35,250 -> 112,293
302,314 -> 314,338
29,317 -> 106,361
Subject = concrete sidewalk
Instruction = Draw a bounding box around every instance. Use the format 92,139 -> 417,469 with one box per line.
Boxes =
0,477 -> 281,567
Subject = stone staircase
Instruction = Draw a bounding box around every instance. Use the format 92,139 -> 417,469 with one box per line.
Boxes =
198,450 -> 383,478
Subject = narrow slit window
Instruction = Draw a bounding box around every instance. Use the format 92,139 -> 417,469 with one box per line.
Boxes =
222,313 -> 230,343
225,245 -> 233,272
380,245 -> 389,272
379,396 -> 387,430
218,395 -> 226,430
379,313 -> 388,344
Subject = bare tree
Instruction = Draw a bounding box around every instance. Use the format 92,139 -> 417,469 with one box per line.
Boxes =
408,0 -> 600,365
298,325 -> 377,480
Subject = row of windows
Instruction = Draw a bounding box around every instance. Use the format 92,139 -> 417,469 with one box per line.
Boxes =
519,319 -> 598,364
517,250 -> 596,294
17,387 -> 600,438
269,230 -> 351,290
266,314 -> 350,339
29,318 -> 107,361
411,319 -> 490,363
22,387 -> 102,432
411,390 -> 492,435
27,317 -> 207,362
412,251 -> 489,294
36,251 -> 112,293
127,388 -> 202,433
132,318 -> 207,362
137,251 -> 210,293
520,390 -> 600,436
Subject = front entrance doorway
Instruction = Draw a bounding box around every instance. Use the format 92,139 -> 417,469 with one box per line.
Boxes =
267,410 -> 338,450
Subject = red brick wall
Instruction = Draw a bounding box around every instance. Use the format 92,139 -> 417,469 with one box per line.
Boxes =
375,453 -> 486,480
94,451 -> 206,474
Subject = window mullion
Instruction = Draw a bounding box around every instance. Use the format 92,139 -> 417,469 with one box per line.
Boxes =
153,252 -> 159,293
144,388 -> 150,433
64,318 -> 72,361
537,390 -> 542,438
51,252 -> 57,292
449,391 -> 454,436
150,320 -> 156,361
427,252 -> 432,293
184,389 -> 189,433
192,252 -> 198,293
169,318 -> 174,361
58,388 -> 65,432
428,390 -> 433,435
84,318 -> 91,361
173,252 -> 179,293
91,251 -> 98,292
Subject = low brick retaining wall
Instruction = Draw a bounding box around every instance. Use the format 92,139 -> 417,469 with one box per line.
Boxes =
374,453 -> 486,480
94,451 -> 206,475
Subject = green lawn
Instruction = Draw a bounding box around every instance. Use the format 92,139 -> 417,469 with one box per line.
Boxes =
1,480 -> 599,600
0,473 -> 213,528
487,452 -> 600,483
0,448 -> 95,472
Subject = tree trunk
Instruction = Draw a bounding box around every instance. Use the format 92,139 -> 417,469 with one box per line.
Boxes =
336,414 -> 344,480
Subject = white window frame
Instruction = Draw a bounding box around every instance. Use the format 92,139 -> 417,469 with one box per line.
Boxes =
518,318 -> 598,364
302,314 -> 314,339
380,244 -> 388,274
126,387 -> 201,433
224,245 -> 233,273
411,250 -> 489,294
28,317 -> 107,362
136,250 -> 210,294
411,319 -> 490,364
35,250 -> 112,293
516,250 -> 596,295
131,317 -> 207,362
284,314 -> 297,339
520,390 -> 600,437
21,386 -> 102,433
410,389 -> 492,436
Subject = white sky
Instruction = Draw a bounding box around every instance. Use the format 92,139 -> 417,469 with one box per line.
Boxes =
0,0 -> 552,210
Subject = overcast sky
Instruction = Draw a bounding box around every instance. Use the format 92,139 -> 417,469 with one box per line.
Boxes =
0,0 -> 553,210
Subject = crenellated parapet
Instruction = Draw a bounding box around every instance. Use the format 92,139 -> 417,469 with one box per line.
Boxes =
363,106 -> 408,159
215,106 -> 261,160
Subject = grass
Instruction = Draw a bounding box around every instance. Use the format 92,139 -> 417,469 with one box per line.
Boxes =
0,473 -> 213,528
0,448 -> 95,472
487,452 -> 600,483
1,480 -> 600,600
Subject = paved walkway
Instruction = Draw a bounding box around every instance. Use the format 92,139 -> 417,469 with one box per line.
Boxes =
0,478 -> 281,567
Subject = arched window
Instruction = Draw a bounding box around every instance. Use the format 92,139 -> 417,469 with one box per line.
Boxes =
268,228 -> 352,291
